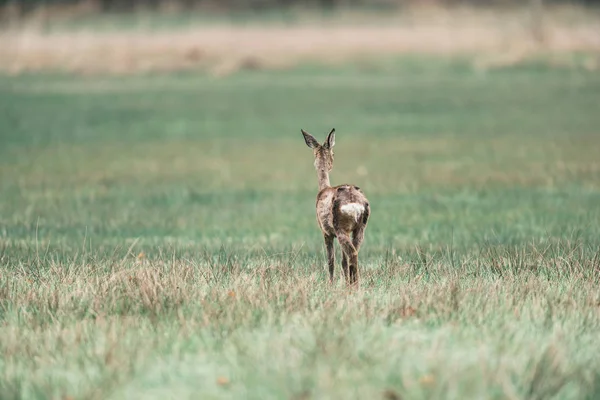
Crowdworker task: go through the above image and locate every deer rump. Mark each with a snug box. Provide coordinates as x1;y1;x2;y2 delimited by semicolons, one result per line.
317;184;369;236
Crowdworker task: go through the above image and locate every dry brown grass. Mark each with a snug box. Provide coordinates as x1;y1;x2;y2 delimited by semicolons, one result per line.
1;5;599;76
2;241;600;398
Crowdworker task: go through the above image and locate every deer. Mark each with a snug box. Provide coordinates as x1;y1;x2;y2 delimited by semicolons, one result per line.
301;128;370;286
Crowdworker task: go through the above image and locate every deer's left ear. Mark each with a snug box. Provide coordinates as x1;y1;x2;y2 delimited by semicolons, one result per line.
324;128;335;149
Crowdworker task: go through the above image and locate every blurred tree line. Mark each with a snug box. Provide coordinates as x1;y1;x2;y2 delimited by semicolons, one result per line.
1;0;598;14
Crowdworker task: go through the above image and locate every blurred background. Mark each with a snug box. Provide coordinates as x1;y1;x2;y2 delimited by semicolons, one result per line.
1;0;599;75
1;0;599;252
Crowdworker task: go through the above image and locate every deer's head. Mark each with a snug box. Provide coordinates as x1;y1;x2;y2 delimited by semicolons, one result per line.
301;128;336;172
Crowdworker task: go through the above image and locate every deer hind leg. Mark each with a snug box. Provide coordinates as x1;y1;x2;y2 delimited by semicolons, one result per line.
353;201;370;248
352;224;366;254
353;202;370;252
336;232;358;285
333;197;361;285
348;203;369;285
347;226;365;285
324;234;335;283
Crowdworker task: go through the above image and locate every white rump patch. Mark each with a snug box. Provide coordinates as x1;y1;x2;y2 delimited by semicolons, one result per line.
340;203;365;223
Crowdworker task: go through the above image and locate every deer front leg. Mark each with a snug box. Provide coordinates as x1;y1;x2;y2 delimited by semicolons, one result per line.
324;234;335;283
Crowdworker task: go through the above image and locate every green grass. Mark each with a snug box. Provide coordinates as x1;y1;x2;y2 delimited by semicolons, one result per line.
1;58;600;399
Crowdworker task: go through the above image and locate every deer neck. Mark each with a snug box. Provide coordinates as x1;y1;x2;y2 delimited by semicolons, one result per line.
316;166;331;191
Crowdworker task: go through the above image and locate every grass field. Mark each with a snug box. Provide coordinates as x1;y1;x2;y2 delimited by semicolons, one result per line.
2;57;600;399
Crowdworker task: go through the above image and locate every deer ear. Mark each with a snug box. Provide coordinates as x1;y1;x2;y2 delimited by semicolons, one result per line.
301;129;320;149
324;128;335;149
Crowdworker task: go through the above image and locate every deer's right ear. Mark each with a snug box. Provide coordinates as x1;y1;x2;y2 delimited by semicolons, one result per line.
301;129;320;149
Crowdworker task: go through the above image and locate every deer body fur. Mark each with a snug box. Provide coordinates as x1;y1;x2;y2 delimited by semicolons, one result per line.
301;128;370;285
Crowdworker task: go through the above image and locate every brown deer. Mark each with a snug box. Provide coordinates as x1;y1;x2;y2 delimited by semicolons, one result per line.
301;128;370;285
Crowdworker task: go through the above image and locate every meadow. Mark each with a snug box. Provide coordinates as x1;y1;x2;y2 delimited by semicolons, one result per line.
1;54;600;399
